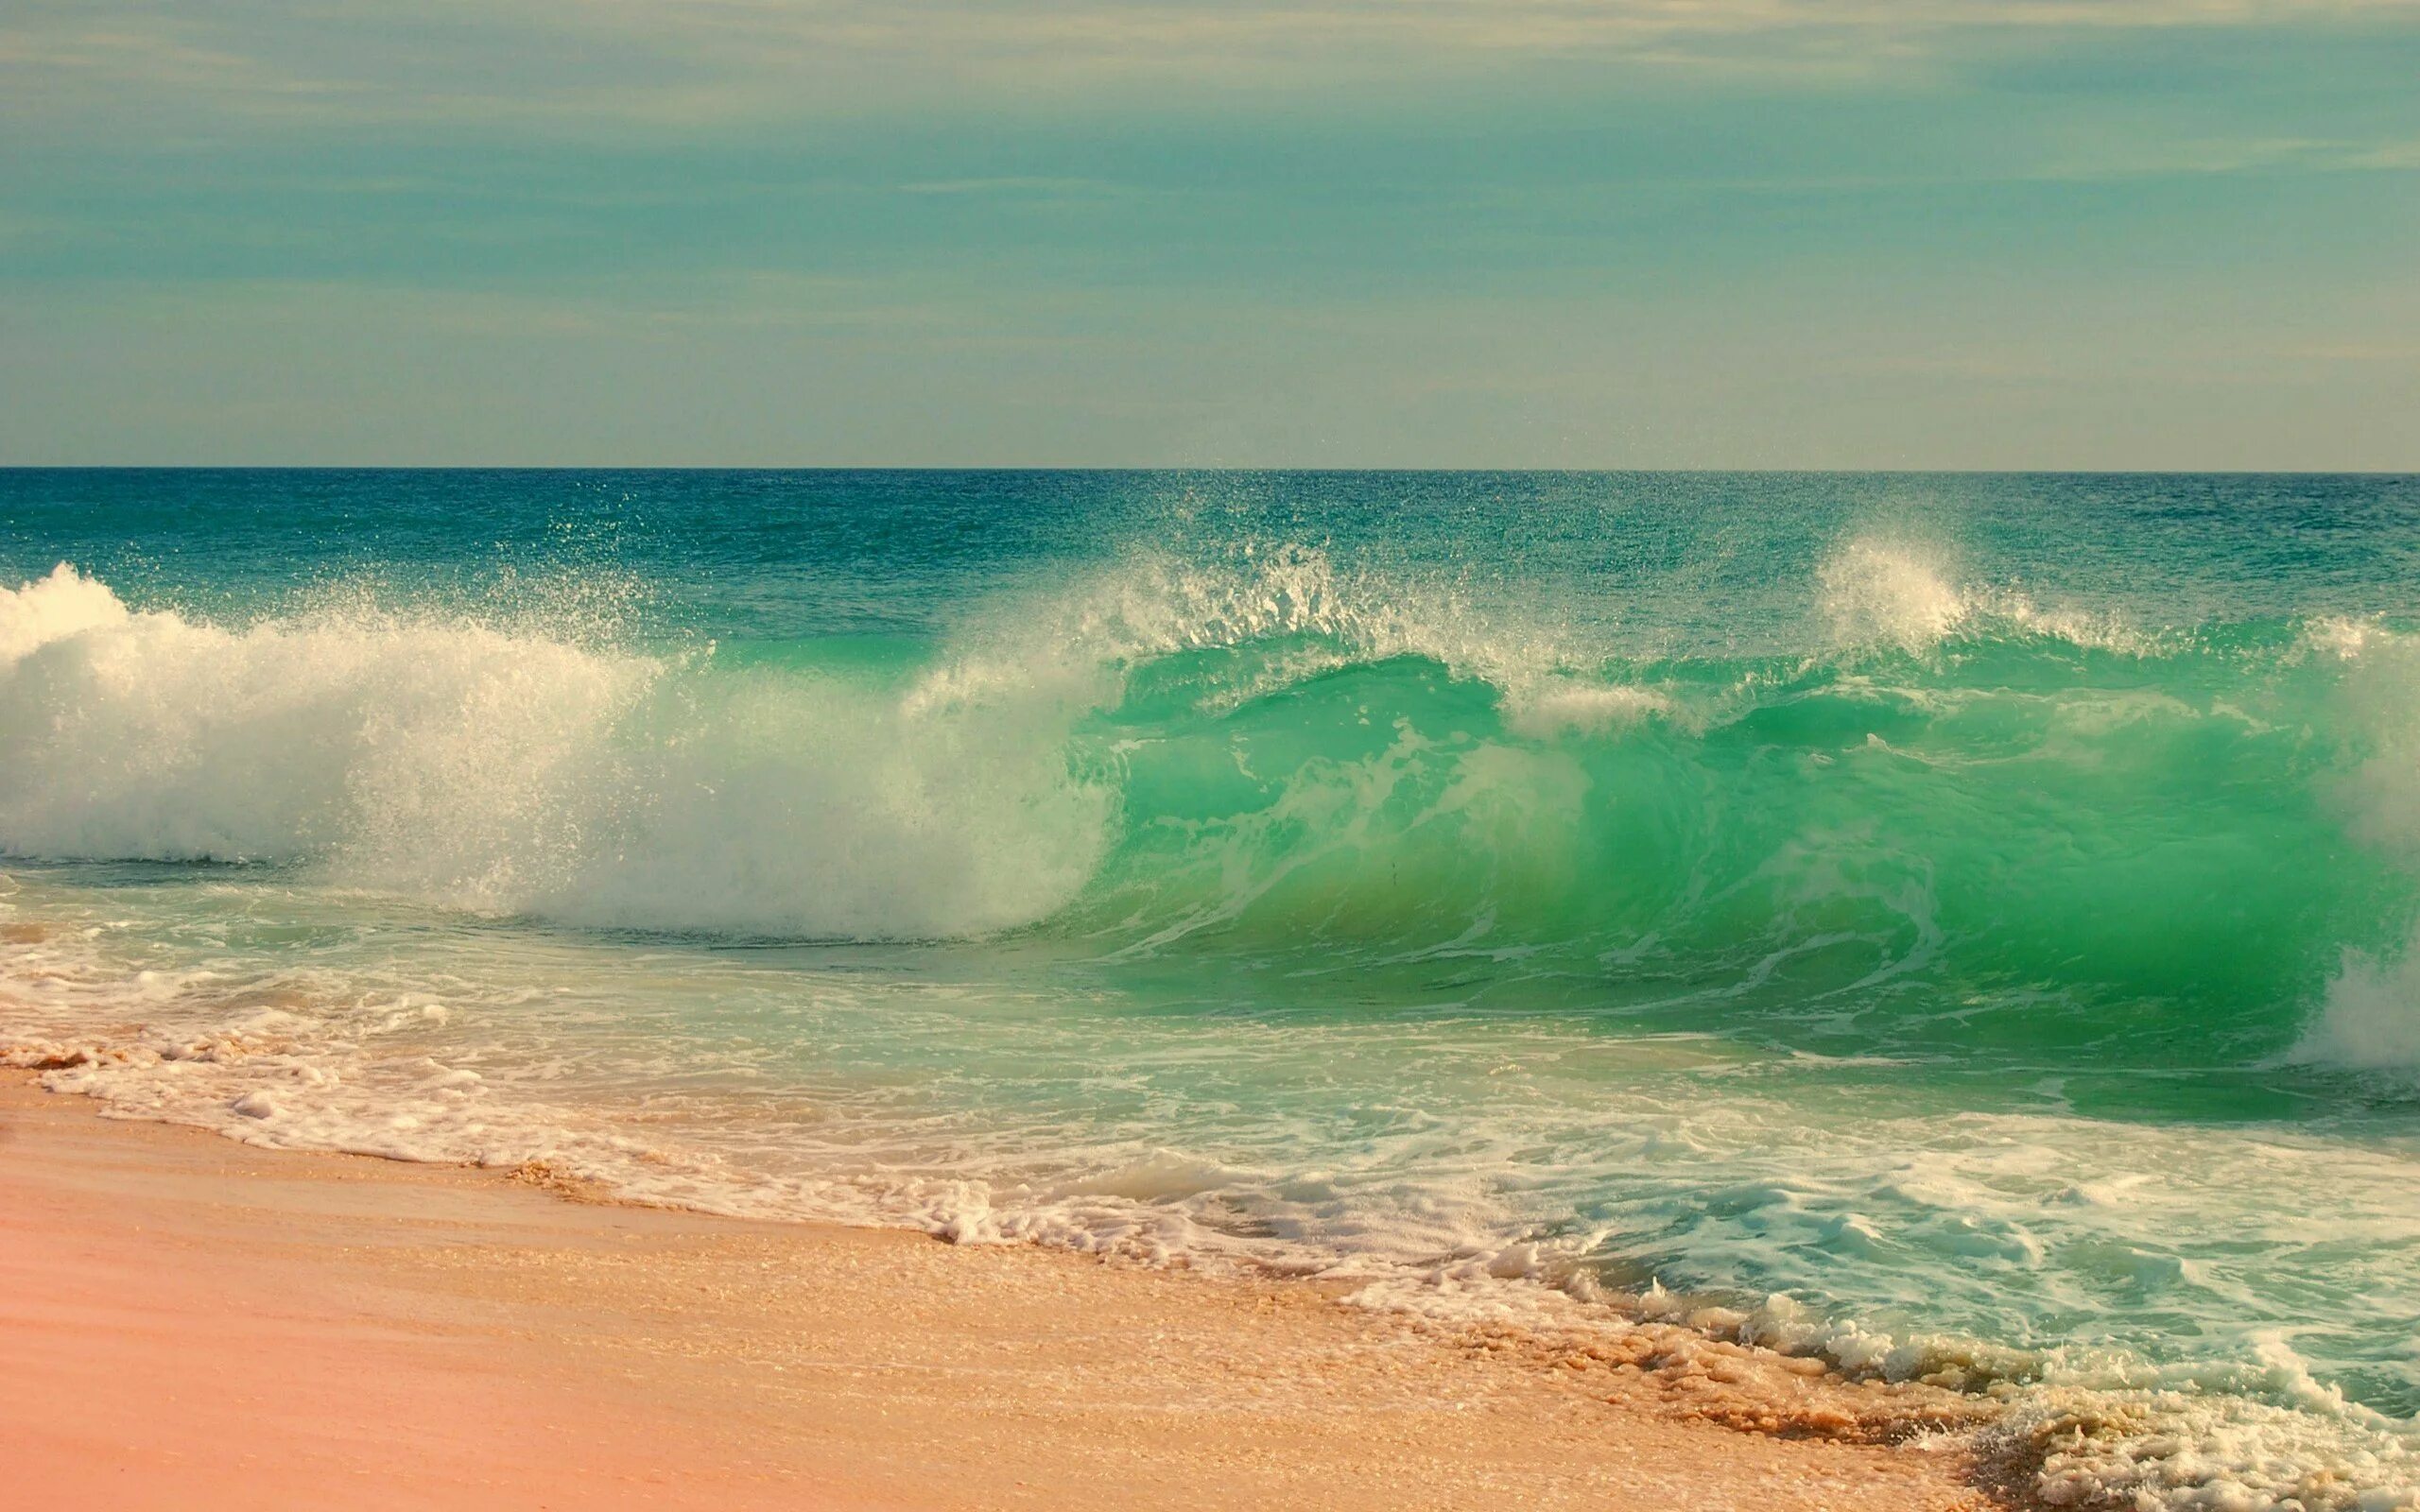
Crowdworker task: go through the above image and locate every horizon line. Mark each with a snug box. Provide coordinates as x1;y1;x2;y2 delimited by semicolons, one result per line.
6;465;2417;478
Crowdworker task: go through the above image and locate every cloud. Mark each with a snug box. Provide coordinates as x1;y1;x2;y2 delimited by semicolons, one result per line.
2021;134;2420;180
898;178;1121;197
7;0;2417;130
2343;138;2420;168
547;1;2420;59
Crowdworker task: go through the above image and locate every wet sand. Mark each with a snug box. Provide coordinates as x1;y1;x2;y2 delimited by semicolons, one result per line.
0;1075;1996;1509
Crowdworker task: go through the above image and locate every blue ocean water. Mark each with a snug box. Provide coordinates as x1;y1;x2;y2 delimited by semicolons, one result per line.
6;470;2420;1505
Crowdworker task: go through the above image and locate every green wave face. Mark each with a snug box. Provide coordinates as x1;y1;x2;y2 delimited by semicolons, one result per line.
1045;622;2407;1108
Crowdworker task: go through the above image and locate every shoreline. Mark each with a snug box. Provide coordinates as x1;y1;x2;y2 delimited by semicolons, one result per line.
0;1074;1999;1509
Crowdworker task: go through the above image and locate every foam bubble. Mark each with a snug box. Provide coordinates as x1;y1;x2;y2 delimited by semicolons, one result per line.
1990;1383;2420;1512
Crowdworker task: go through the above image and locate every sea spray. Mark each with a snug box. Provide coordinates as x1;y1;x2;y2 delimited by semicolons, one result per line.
2290;620;2420;1080
0;565;1115;936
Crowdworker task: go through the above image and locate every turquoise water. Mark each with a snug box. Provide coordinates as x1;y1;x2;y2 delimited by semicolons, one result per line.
6;471;2420;1505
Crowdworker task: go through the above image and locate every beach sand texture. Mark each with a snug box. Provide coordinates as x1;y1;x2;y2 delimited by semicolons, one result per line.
0;1076;1991;1510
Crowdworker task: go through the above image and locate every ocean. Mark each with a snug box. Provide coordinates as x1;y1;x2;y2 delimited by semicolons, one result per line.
5;469;2419;1506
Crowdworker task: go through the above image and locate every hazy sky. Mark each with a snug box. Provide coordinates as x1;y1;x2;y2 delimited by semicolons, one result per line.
4;1;2416;467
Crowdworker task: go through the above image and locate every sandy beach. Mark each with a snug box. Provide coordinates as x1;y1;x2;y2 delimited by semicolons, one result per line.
0;1074;1996;1510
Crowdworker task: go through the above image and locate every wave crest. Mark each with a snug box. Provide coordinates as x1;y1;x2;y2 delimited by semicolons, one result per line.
0;565;1110;938
1819;539;1969;653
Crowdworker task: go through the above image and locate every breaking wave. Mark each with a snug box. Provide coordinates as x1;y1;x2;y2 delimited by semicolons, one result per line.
3;547;2417;1048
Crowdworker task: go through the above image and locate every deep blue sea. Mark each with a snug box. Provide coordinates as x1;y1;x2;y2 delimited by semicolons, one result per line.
7;470;2420;1507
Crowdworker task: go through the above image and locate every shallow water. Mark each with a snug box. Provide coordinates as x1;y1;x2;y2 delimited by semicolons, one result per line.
6;470;2420;1506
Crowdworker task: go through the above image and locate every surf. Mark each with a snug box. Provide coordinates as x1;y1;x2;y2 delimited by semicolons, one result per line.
6;548;2420;1085
12;471;2420;1511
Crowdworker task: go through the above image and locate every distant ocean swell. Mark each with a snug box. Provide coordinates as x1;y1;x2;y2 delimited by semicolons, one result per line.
4;554;2417;1076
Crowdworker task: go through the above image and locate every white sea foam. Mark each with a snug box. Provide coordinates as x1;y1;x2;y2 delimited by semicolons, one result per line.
1820;538;1972;653
1995;1383;2420;1511
1816;537;2158;660
15;986;2420;1512
9;876;2420;1512
2294;621;2420;1077
2329;621;2420;857
0;562;129;662
1029;541;1592;708
0;564;1111;938
2300;933;2420;1075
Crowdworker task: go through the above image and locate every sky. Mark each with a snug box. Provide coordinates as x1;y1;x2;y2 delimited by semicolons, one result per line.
2;1;2416;468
